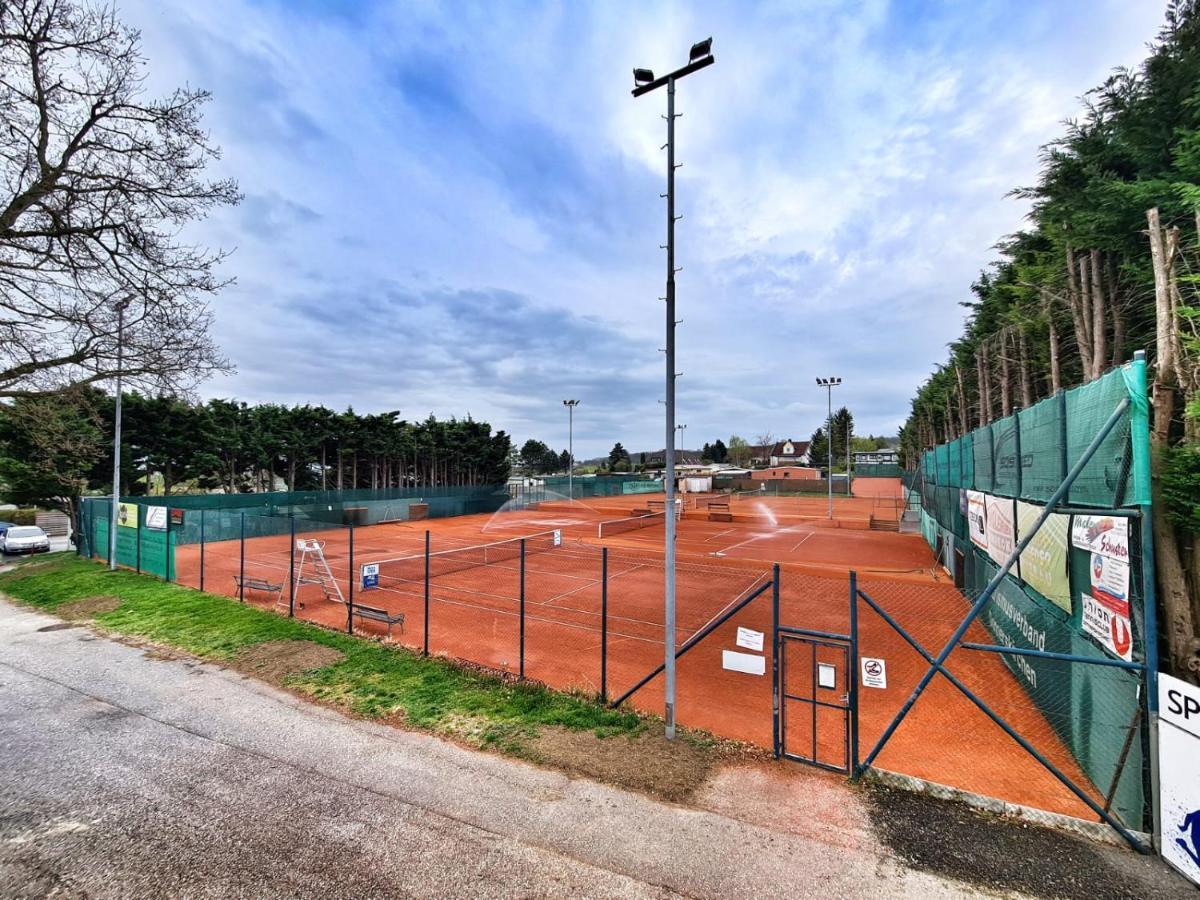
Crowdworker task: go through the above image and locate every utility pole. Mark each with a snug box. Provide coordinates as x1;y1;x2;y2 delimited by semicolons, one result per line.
633;38;714;741
563;399;579;499
110;298;132;570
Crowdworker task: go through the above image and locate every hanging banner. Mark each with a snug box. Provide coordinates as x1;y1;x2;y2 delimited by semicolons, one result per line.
1016;501;1071;612
966;490;987;549
1080;592;1133;662
117;502;139;529
984;494;1015;567
1071;515;1129;563
1090;552;1130;606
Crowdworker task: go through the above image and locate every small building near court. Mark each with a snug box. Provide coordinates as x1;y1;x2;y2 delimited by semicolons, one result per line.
750;466;821;481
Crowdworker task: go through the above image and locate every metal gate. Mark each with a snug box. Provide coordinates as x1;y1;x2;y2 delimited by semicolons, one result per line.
774;627;857;774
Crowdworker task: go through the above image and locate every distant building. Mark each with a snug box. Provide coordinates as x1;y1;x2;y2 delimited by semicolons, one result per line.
853;448;900;466
750;466;821;481
751;439;811;468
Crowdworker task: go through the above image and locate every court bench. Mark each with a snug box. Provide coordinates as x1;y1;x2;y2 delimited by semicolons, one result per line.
351;604;406;639
707;500;732;523
232;575;283;602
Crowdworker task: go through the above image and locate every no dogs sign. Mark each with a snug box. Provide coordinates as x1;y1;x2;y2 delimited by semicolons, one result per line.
861;657;888;689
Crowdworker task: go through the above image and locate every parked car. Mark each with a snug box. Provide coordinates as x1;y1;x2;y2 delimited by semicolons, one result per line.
0;521;14;539
2;525;51;555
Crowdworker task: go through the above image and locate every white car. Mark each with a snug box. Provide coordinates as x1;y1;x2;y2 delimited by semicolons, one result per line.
2;525;51;555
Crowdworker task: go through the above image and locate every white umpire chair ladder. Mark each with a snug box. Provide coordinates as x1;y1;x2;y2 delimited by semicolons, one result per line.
292;538;346;607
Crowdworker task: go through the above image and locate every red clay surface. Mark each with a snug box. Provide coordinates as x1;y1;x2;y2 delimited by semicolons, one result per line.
169;480;1105;822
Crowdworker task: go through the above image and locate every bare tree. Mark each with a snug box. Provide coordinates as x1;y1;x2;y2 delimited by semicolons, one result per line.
0;0;239;398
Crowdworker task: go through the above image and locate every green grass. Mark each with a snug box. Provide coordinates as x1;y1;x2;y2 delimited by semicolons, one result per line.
0;553;642;747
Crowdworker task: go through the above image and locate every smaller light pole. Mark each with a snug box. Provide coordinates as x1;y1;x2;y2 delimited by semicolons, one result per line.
110;297;133;569
563;399;580;499
815;377;841;519
675;423;687;454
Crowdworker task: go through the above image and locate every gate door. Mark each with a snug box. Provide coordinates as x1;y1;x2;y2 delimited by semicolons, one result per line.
777;629;856;773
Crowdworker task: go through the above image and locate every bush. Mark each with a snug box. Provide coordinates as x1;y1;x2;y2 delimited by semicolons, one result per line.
1162;442;1200;533
5;508;39;525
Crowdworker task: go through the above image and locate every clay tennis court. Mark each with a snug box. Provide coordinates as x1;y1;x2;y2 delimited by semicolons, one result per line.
173;480;1110;821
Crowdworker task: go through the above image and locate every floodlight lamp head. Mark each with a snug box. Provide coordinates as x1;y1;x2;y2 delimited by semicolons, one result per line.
633;67;655;84
689;38;712;62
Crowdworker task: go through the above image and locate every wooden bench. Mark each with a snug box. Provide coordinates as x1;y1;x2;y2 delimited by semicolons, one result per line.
707;500;732;523
351;604;406;638
233;575;283;603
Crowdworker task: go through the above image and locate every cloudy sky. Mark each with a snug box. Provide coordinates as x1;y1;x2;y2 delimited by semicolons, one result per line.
123;0;1164;458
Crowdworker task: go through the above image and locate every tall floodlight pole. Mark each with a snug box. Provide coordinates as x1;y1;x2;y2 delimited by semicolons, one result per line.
563;399;579;499
816;377;841;519
676;423;687;453
633;38;714;741
110;298;132;569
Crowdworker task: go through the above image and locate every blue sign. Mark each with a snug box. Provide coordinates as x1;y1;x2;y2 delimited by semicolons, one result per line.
1179;810;1200;869
361;563;380;591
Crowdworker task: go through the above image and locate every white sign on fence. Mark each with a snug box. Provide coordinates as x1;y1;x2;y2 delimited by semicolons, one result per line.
1159;673;1200;887
861;657;887;689
721;650;765;676
144;506;168;532
736;627;764;652
1071;514;1129;561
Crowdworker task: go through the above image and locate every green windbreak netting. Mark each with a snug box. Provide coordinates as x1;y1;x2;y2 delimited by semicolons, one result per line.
1018;393;1066;503
960;432;975;489
923;450;936;485
934;444;951;485
991;416;1020;496
946;439;962;488
973;424;993;493
1066;371;1132;506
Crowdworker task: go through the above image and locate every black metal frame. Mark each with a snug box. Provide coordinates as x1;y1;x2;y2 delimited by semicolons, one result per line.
776;628;855;773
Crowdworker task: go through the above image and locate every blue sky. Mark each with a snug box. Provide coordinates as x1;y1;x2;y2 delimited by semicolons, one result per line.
124;0;1164;457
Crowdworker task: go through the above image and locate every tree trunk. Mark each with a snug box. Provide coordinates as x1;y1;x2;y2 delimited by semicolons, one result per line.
1107;254;1125;367
1090;249;1107;379
1041;289;1062;393
337;451;343;491
1066;246;1094;380
999;333;1012;417
1018;329;1033;408
955;365;969;435
1146;208;1200;681
321;445;327;491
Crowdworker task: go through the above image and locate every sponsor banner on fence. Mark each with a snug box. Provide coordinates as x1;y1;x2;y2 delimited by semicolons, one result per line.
1016;501;1071;613
1080;592;1133;662
144;506;168;532
985;494;1016;568
116;502;139;529
1071;514;1129;563
966;490;987;549
1090;552;1129;606
1159;674;1200;886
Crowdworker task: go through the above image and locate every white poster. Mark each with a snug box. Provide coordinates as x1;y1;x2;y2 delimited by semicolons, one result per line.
735;627;764;652
1159;673;1200;887
1080;593;1133;662
966;491;988;550
721;650;765;676
861;657;887;689
144;506;168;532
985;494;1016;567
1071;515;1130;562
1089;552;1130;606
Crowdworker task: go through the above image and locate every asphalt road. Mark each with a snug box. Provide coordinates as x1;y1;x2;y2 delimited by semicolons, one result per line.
0;599;989;899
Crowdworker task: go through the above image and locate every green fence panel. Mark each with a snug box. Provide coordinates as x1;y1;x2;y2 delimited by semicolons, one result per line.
991;415;1020;496
1065;369;1133;507
1018;394;1066;503
972;424;993;493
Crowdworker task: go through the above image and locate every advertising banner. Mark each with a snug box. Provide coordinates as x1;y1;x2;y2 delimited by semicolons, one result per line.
116;502;139;529
1080;592;1133;662
1159;673;1200;886
966;490;987;549
144;506;168;532
1015;501;1071;612
984;494;1015;567
1071;515;1129;563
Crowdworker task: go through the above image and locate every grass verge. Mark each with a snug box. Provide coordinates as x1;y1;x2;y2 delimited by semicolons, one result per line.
0;553;640;740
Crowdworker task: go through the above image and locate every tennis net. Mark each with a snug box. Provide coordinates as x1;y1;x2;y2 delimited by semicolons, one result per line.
365;529;562;586
597;512;664;539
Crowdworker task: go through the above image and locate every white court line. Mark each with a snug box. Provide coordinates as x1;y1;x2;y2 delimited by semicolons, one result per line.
790;532;816;553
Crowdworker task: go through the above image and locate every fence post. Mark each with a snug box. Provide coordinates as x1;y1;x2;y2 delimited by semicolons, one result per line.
135;506;142;574
772;562;781;759
519;538;526;680
288;516;296;618
429;528;434;657
347;524;355;634
239;513;245;601
849;569;860;774
601;547;608;704
199;509;206;592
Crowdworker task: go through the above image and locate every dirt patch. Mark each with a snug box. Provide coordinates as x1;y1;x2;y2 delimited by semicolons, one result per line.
865;782;1192;899
231;640;344;687
528;722;722;802
56;595;121;621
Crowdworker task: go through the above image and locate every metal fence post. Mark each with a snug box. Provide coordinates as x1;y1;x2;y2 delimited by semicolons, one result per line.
347;524;355;634
772;562;781;759
239;513;245;601
429;528;434;657
288;516;296;618
519;538;526;680
199;509;206;592
849;569;860;774
135;505;142;574
601;547;608;704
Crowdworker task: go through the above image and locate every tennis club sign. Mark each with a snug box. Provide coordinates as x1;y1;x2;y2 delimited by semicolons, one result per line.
360;563;380;590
